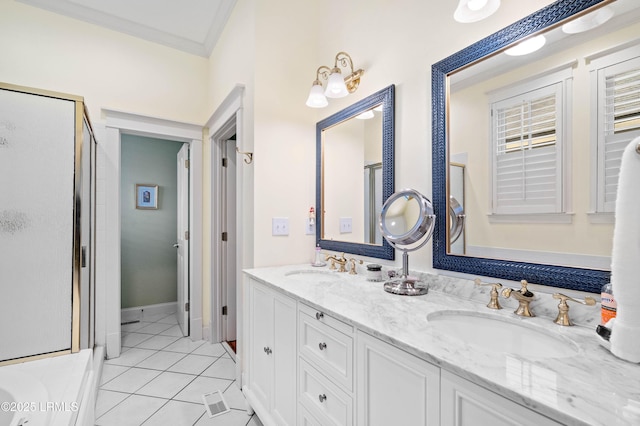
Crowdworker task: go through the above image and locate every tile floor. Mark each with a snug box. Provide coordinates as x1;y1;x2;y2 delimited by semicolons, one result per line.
96;312;263;426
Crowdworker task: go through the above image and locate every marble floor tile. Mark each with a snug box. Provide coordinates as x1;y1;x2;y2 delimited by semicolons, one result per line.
136;322;175;335
95;394;166;426
135;350;186;371
100;367;161;394
201;357;236;380
142;400;205;426
136;371;197;399
98;313;260;426
135;334;180;350
104;348;157;367
95;390;129;418
100;364;130;385
167;354;216;375
173;376;233;404
163;337;207;354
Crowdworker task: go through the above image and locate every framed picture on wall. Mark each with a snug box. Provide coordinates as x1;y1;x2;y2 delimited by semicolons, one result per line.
136;184;158;210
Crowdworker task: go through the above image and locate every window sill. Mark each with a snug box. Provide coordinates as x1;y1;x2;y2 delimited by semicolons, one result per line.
587;212;614;224
487;213;573;224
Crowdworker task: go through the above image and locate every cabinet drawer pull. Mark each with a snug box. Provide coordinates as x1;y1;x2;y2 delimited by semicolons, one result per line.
318;394;327;403
315;312;324;320
263;346;272;355
318;342;327;350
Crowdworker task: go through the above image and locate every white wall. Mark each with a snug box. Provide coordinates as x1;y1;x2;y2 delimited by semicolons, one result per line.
204;0;556;273
0;1;209;123
2;0;563;342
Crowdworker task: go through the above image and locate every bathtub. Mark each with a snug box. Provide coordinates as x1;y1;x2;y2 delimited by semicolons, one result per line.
0;350;95;426
0;370;50;426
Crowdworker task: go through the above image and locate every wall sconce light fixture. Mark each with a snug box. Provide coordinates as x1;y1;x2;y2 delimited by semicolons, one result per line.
306;51;364;108
454;0;500;23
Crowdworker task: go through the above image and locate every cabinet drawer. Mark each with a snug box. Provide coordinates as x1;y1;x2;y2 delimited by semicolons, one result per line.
299;303;353;335
298;404;323;426
299;306;353;390
299;358;353;426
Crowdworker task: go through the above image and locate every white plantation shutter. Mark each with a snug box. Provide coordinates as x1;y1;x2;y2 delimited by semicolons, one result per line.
492;83;563;214
598;58;640;212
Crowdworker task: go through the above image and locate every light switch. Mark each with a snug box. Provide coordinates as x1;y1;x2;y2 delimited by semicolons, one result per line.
339;217;352;233
272;217;289;236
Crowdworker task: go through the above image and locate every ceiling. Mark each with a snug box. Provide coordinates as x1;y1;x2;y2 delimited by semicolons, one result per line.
17;0;238;57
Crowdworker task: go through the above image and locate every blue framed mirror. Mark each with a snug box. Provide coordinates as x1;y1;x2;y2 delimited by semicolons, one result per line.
316;84;395;260
431;0;639;292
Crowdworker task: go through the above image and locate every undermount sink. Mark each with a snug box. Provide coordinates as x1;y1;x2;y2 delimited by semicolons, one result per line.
284;269;342;282
427;310;579;359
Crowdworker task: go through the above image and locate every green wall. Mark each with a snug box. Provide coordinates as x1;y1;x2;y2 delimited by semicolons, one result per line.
121;135;183;309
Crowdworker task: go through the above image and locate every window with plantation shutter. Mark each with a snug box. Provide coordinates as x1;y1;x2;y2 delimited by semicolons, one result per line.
491;83;564;215
594;55;640;213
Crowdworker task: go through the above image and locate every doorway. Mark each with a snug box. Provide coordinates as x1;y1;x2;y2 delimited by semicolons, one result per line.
221;136;238;353
101;110;203;360
119;135;189;333
211;119;239;357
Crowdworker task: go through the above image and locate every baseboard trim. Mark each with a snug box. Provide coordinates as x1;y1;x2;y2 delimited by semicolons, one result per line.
121;302;177;323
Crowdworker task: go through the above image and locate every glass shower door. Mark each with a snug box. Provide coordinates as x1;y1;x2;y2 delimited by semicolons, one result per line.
0;87;77;362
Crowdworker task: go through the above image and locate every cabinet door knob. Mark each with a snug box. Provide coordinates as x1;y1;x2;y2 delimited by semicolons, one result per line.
318;342;327;350
315;312;324;320
263;346;272;354
318;394;327;403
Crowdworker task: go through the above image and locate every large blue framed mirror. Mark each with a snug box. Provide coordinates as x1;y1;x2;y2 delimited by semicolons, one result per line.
316;84;395;260
432;0;639;292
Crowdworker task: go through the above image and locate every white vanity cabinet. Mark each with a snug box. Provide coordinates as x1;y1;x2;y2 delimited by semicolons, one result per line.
244;279;297;426
356;331;441;426
440;370;562;426
297;303;355;426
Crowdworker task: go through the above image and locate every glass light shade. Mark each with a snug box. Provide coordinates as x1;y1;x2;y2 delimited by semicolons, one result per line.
504;34;546;56
355;110;375;120
454;0;500;23
562;6;614;34
325;69;349;98
306;82;328;108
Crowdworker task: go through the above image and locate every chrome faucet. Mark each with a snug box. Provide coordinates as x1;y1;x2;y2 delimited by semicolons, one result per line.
501;280;535;317
325;252;348;272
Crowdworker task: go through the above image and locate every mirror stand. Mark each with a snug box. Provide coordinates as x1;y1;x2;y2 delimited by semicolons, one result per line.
380;189;436;296
384;250;428;296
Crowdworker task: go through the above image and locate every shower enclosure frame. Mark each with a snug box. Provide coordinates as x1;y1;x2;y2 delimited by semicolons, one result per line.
0;83;96;366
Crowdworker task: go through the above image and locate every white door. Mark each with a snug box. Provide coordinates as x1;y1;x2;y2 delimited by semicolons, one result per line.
176;144;190;336
222;139;237;342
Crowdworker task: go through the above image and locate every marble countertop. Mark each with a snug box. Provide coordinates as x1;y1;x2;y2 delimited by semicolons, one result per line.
244;263;640;426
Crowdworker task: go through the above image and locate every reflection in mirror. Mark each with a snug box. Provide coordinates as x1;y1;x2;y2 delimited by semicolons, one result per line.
323;108;382;244
449;163;466;255
380;189;436;296
317;85;394;259
431;0;639;292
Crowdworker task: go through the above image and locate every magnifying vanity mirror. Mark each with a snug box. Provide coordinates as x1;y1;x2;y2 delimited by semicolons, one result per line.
317;85;395;259
433;0;640;292
380;189;436;296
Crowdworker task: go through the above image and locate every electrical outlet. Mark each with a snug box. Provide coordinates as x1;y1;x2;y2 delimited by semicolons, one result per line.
272;217;289;236
305;218;315;235
339;217;352;233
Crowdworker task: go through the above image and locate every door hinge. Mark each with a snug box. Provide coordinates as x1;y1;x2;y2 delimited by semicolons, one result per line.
222;306;228;315
185;302;190;312
222;158;228;167
221;232;227;241
185;159;190;169
185;231;190;240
